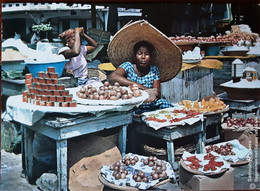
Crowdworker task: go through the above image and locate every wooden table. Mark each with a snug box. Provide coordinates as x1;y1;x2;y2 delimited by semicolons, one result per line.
21;111;132;191
129;118;205;170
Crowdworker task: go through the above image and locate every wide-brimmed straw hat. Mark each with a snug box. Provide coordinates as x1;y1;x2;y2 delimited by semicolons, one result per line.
108;20;182;82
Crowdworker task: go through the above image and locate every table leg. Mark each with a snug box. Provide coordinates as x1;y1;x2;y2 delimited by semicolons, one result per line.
196;121;205;154
118;125;127;157
56;140;68;191
166;141;177;169
23;125;35;183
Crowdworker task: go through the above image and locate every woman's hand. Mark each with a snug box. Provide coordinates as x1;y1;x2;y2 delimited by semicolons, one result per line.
75;27;84;34
144;88;158;103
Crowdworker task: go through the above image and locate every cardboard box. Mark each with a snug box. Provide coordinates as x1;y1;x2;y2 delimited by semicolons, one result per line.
222;129;256;149
179;163;234;190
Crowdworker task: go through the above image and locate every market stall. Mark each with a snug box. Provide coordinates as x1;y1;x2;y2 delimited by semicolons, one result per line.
2;67;149;190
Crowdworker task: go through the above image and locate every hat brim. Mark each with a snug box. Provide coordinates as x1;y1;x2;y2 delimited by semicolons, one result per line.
108;20;182;82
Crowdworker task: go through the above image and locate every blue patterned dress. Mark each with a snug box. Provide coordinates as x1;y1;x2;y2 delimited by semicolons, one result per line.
120;62;173;114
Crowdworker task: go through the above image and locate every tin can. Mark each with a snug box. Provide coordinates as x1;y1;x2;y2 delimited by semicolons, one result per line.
38;72;45;78
48;67;56;73
65;95;73;102
23;91;28;97
38;78;45;84
25;73;33;79
22;96;28;103
39;101;46;106
46;78;52;84
60;102;69;107
25;79;33;85
49;73;59;79
69;101;77;107
36;95;42;101
52;79;58;84
57;85;65;91
41;95;49;102
45;101;53;107
53;91;61;96
45;73;50;79
61;90;70;96
49;84;57;91
49;96;56;102
56;96;64;102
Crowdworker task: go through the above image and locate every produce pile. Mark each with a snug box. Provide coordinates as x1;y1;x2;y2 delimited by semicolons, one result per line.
204;139;249;164
205;142;235;156
169;32;258;45
178;97;227;113
181;151;230;174
76;82;142;100
32;23;53;32
101;153;175;189
224;117;260;128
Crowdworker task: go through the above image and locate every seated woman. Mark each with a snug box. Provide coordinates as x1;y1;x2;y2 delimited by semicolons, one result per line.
58;27;97;79
109;40;174;115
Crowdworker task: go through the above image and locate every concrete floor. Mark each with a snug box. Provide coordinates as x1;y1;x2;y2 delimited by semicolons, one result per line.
1;146;260;190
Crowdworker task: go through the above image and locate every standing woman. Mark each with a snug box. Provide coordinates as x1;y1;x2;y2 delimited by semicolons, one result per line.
58;27;97;79
108;20;182;115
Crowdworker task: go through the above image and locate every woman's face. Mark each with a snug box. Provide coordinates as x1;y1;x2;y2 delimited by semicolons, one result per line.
66;34;75;48
135;46;151;68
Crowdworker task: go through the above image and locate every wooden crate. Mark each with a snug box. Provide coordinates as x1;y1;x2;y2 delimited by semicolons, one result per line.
161;67;213;103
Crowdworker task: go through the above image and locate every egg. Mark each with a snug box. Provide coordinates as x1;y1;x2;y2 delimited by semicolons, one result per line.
114;82;120;87
80;87;86;93
104;81;110;87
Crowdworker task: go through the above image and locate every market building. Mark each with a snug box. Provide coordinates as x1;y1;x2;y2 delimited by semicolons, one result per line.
1;2;260;191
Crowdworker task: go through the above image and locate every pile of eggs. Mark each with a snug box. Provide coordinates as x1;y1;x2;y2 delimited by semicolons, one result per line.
76;81;142;100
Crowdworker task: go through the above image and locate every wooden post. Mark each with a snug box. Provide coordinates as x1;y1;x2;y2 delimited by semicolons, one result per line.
91;4;96;28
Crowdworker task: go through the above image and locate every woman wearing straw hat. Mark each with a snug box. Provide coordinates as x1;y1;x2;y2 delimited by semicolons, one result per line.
58;27;97;79
108;20;182;115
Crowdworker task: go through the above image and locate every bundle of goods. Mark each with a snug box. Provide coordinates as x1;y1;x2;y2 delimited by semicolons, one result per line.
100;153;175;189
22;67;77;107
76;82;142;100
178;97;227;113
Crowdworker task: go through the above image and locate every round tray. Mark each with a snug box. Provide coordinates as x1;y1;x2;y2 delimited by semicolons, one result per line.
180;159;228;176
71;87;149;106
221;86;260;100
203;106;229;116
183;59;201;64
221;50;248;56
98;174;171;190
229;160;249;166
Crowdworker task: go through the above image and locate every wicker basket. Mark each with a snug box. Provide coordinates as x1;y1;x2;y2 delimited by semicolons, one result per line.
88;68;107;81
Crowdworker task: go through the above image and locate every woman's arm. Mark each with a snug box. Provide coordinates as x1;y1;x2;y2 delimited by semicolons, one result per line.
109;67;147;90
80;32;98;53
153;80;161;98
59;28;82;59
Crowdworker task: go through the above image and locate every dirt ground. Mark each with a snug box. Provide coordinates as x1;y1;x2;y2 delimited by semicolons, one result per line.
0;150;39;191
1;146;260;191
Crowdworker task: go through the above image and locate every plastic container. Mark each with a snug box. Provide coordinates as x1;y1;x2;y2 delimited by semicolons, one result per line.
23;60;67;78
205;46;220;56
